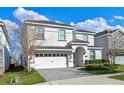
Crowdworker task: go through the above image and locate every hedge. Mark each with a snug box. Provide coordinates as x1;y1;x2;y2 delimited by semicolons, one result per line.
85;59;110;65
85;59;111;71
85;64;110;71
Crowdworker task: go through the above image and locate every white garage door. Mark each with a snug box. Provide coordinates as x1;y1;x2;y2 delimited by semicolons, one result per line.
32;53;67;69
115;56;124;65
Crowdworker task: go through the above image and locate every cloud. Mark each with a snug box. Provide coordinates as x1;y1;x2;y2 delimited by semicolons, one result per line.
13;7;49;23
55;21;63;24
114;15;124;20
70;22;75;26
112;25;124;32
75;17;111;32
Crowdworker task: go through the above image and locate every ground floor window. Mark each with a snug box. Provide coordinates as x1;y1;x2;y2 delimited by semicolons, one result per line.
90;50;95;59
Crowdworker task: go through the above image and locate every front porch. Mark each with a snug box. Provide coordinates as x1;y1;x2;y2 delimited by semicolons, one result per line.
73;47;86;67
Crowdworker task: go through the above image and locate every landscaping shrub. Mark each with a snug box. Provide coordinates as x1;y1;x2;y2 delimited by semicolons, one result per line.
85;64;110;71
85;59;111;71
85;59;110;65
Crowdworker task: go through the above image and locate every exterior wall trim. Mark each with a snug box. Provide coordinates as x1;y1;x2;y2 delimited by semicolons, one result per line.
35;49;72;51
74;31;95;35
88;46;103;50
25;22;74;30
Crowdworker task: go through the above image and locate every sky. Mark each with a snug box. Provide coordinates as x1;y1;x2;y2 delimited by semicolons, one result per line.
1;7;124;32
0;7;124;25
1;7;124;58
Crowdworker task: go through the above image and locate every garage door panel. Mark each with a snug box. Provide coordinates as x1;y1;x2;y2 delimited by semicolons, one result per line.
115;56;124;65
33;57;67;69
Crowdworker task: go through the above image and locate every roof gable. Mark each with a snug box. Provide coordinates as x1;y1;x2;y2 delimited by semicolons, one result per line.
95;29;124;37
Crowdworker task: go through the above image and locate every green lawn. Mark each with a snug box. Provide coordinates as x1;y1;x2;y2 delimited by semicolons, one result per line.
110;74;124;81
88;65;124;75
0;67;46;85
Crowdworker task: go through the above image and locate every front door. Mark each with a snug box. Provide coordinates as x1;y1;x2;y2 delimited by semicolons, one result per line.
74;47;86;67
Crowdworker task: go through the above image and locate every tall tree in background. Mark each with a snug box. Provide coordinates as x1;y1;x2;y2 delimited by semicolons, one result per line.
0;7;49;72
1;19;21;61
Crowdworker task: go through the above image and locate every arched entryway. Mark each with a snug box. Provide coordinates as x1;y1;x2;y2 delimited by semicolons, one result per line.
74;47;86;67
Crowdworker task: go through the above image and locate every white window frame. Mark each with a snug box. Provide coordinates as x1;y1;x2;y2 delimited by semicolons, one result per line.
90;50;96;60
36;26;45;40
58;29;66;41
83;34;88;42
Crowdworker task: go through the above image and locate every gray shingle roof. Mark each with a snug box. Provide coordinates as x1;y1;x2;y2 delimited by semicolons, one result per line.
95;29;124;37
75;29;95;33
25;20;74;27
70;39;89;43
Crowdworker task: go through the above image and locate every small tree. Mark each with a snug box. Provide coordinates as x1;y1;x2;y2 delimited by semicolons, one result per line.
21;24;36;72
108;30;124;64
21;23;45;72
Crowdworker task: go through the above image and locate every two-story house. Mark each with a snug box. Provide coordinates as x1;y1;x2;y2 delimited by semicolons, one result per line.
95;29;124;65
23;20;102;69
0;21;11;72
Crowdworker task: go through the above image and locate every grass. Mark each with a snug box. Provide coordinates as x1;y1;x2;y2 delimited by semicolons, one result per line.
0;67;46;85
87;65;124;75
110;74;124;81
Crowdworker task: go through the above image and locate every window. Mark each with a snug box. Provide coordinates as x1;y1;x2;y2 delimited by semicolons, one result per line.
53;54;56;57
48;54;52;57
83;34;88;42
36;26;44;39
35;54;39;57
57;54;59;56
44;54;47;57
90;50;95;59
61;54;64;56
40;54;43;57
64;54;67;57
58;29;66;41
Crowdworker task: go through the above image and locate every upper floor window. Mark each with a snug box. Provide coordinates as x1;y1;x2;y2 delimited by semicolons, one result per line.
58;29;66;41
83;34;88;42
36;26;44;40
90;50;95;60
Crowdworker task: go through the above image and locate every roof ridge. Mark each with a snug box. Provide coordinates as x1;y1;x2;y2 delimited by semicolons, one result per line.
24;20;74;27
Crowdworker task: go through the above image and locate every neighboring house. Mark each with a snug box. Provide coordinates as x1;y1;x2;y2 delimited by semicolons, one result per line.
23;20;102;69
95;29;124;65
0;21;11;72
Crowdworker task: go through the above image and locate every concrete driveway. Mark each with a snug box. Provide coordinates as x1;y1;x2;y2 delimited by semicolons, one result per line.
36;72;124;85
36;68;124;85
49;75;124;85
37;67;91;81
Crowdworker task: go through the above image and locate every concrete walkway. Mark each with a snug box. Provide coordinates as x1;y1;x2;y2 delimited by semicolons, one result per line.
36;72;124;85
